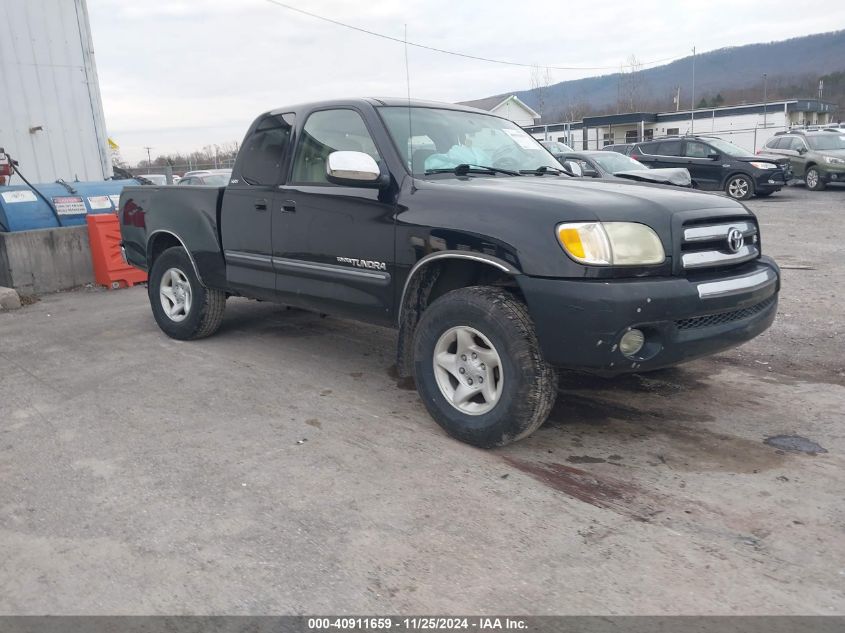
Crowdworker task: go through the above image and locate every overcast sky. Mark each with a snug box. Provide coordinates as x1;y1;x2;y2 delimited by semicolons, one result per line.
87;0;845;163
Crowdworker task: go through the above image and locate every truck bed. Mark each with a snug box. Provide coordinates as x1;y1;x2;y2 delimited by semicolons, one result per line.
119;185;227;289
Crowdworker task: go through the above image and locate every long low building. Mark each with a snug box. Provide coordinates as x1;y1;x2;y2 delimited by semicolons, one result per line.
523;99;839;153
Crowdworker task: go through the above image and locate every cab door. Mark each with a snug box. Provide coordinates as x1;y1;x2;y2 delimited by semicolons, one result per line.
682;140;723;190
220;113;294;299
274;107;396;325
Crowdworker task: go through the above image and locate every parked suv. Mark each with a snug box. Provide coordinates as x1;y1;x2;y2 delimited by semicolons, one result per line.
761;130;845;191
631;135;790;200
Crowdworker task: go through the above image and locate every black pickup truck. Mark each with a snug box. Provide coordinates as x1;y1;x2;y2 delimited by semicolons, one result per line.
119;98;780;448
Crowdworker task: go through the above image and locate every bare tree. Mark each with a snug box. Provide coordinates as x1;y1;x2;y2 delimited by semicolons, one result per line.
619;54;645;112
530;65;553;119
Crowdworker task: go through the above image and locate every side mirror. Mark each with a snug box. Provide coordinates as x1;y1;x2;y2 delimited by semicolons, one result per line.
326;151;386;187
797;146;808;155
708;153;720;160
562;161;583;177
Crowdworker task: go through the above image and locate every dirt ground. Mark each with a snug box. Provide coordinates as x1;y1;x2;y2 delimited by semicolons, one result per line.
0;185;843;615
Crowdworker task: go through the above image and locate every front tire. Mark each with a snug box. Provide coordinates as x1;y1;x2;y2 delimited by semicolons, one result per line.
148;246;226;340
725;174;754;200
805;167;826;191
412;286;557;448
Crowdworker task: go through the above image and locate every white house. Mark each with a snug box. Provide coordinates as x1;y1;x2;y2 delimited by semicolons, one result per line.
458;95;540;127
524;99;839;153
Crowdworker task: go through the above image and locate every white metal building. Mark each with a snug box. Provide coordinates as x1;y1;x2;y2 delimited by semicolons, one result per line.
0;0;112;183
526;99;839;153
458;95;541;127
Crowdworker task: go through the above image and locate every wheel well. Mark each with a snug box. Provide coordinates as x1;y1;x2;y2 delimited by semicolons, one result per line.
395;258;520;378
147;232;182;266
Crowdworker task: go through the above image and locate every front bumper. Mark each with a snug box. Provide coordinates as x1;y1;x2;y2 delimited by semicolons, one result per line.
518;256;780;374
819;163;845;183
753;170;786;192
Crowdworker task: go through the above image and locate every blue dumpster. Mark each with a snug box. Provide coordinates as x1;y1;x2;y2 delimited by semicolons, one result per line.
0;179;139;232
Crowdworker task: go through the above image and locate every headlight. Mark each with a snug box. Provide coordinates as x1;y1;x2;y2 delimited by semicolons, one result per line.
824;156;845;165
749;161;778;170
556;222;665;266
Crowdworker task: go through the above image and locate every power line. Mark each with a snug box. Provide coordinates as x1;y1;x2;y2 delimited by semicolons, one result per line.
264;0;683;71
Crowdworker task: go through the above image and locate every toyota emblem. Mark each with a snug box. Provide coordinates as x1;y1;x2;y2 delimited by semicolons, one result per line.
727;228;744;253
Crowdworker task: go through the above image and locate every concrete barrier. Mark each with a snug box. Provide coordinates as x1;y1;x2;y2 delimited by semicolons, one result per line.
0;226;94;296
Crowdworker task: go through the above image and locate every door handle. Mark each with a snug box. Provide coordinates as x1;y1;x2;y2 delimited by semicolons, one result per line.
281;199;296;213
254;198;268;211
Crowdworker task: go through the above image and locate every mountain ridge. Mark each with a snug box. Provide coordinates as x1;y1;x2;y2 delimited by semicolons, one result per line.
465;30;845;122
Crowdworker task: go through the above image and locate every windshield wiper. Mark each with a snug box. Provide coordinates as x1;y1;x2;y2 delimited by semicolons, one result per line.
519;166;571;176
425;163;522;177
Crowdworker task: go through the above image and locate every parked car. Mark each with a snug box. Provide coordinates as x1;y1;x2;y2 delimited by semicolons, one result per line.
119;98;780;448
603;143;636;156
559;150;692;187
179;169;233;186
761;130;845;190
630;135;790;200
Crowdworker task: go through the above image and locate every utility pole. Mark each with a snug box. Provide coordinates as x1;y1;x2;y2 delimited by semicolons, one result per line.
144;146;153;172
690;46;696;133
763;73;768;129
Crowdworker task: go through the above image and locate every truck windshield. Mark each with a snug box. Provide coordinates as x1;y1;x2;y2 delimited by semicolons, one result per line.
379;106;560;175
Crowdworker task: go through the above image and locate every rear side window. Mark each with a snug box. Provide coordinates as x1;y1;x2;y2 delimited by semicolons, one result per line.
766;137;785;149
239;113;294;186
653;140;681;156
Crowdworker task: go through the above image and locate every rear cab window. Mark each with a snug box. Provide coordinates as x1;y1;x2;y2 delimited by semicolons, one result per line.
239;113;295;186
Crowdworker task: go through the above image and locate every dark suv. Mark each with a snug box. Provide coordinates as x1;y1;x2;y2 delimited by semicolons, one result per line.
761;130;845;191
631;135;790;200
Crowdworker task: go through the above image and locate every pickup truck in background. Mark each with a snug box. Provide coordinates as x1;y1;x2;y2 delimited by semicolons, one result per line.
119;98;780;448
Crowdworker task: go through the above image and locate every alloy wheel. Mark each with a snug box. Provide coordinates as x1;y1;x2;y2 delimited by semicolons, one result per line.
159;267;193;322
432;326;504;415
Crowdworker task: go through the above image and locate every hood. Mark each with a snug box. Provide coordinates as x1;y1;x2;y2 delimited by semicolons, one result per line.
408;175;754;278
817;149;845;158
737;154;789;166
613;168;692;187
415;174;747;238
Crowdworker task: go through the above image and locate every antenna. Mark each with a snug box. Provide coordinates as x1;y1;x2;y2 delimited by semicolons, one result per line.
404;23;416;186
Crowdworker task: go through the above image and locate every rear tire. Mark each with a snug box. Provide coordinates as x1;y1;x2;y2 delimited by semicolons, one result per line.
805;167;826;191
148;246;226;340
412;286;557;448
725;174;754;200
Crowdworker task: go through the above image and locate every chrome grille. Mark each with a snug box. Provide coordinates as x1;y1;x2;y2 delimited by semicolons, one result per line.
681;219;759;271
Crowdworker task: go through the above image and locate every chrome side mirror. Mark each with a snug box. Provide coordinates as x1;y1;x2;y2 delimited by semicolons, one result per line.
326;151;384;187
562;161;583;177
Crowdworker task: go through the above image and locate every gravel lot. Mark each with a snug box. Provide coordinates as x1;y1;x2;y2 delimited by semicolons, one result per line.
1;184;843;615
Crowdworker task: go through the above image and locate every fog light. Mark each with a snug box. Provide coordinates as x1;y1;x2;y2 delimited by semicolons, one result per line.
619;329;645;358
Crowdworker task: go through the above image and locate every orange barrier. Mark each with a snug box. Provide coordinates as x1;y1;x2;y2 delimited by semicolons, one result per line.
86;213;147;289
